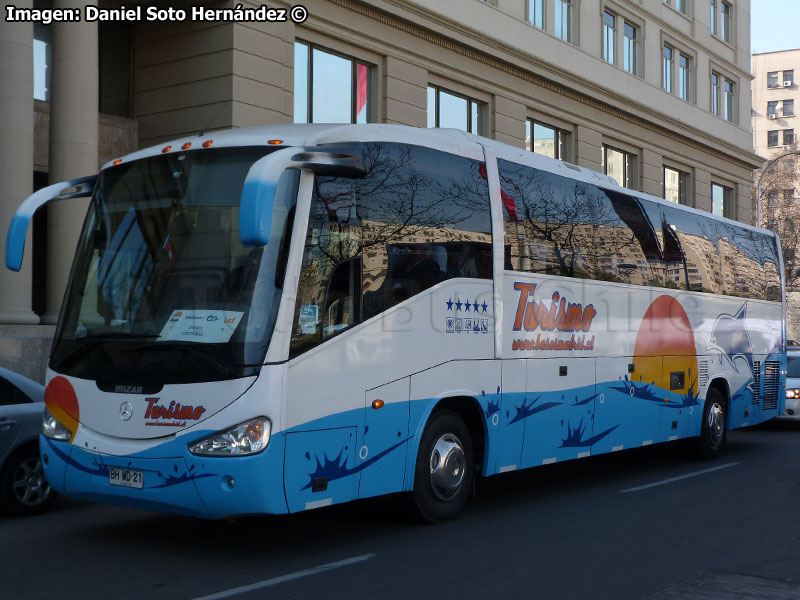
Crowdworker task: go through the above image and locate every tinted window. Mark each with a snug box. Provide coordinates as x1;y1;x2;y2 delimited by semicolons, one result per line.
498;159;663;286
661;205;723;294
716;222;781;300
0;377;32;406
788;356;800;378
290;143;492;357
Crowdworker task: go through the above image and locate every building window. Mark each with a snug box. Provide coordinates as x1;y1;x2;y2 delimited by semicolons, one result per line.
711;73;720;115
528;0;543;28
427;86;483;134
603;11;616;64
768;71;779;88
710;0;717;36
664;167;689;205
663;45;674;93
785;130;796;146
554;0;572;42
33;23;51;101
678;54;692;101
526;119;569;160
663;0;687;14
767;191;779;206
767;101;778;118
623;23;637;75
711;182;733;218
784;189;796;204
723;78;735;122
768;130;779;147
603;145;637;189
720;1;732;43
293;42;372;124
784;99;795;117
785;70;795;87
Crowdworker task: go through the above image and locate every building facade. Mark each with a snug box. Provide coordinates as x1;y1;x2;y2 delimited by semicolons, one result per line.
0;0;761;380
751;48;800;338
752;49;799;160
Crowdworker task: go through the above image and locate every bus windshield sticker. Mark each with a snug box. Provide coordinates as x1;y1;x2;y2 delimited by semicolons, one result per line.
299;305;319;334
158;310;244;343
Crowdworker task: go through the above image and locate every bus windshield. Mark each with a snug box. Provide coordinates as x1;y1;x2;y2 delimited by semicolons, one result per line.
51;147;299;385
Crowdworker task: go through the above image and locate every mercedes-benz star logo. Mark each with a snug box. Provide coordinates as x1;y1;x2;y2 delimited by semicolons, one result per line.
119;402;133;421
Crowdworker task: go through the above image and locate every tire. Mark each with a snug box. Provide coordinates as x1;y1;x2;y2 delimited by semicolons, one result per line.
411;409;474;523
693;387;727;460
0;445;57;516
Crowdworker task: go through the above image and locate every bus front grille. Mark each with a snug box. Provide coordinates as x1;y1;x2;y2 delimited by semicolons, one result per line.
752;361;761;405
763;361;781;411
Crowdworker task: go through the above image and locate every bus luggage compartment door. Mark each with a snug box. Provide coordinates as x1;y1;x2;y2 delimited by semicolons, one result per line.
284;427;357;512
521;357;595;467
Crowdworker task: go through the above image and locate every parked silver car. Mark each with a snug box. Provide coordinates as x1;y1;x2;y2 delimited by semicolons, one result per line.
0;367;56;515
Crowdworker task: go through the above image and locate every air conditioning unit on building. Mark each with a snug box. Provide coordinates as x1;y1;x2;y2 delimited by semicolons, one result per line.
785;81;793;87
768;113;778;119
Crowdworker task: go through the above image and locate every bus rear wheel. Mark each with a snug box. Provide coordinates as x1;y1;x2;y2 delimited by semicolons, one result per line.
693;387;727;460
411;409;473;523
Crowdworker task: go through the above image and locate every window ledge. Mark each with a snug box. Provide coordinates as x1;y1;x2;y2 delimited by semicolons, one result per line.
710;34;735;51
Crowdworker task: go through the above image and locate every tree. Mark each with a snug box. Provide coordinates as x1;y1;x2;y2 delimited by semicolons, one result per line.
753;144;800;291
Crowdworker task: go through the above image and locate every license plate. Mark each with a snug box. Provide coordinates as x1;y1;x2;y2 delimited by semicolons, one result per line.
109;467;143;489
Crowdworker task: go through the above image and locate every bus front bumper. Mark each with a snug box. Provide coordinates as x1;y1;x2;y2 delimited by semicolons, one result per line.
40;434;288;519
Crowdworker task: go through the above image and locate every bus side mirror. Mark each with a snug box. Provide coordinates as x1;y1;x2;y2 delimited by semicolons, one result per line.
239;143;366;246
5;175;97;271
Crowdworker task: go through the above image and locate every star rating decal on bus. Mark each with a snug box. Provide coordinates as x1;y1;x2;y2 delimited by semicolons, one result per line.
445;298;489;335
446;298;488;313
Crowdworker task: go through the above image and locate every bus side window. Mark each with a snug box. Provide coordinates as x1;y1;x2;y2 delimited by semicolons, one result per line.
717;221;781;301
359;143;492;320
498;159;664;286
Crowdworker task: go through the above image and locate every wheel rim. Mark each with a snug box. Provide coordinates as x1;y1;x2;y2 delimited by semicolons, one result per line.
428;433;466;501
706;402;725;447
11;456;51;507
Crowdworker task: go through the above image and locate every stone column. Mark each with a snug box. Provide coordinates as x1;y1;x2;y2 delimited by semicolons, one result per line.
493;95;526;150
575;125;603;172
383;56;427;128
0;0;39;325
43;0;98;324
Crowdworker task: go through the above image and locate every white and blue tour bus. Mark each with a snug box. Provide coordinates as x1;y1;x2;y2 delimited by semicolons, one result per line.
5;124;786;521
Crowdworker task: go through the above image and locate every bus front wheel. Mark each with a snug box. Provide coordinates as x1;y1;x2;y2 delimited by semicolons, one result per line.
694;387;727;460
411;409;473;523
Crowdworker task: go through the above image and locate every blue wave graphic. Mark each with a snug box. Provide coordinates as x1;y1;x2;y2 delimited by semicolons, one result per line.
302;437;410;490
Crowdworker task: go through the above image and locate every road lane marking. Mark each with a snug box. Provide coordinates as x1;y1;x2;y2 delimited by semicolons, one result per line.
191;554;377;600
620;462;740;493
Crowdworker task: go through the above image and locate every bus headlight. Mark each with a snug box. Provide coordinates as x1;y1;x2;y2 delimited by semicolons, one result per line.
188;417;271;457
42;407;72;441
787;389;800;400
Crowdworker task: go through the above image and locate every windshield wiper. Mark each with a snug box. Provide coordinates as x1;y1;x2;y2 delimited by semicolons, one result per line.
56;333;159;370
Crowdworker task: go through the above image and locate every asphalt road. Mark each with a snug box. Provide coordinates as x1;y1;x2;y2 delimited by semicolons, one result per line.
3;421;800;600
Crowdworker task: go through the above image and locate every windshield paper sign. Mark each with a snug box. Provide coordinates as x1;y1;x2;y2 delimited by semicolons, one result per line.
158;310;244;343
511;282;596;352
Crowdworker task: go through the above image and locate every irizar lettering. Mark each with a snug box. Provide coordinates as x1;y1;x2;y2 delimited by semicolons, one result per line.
512;282;596;333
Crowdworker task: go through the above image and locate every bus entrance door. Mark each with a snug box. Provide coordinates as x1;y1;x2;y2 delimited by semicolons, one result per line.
358;377;410;499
